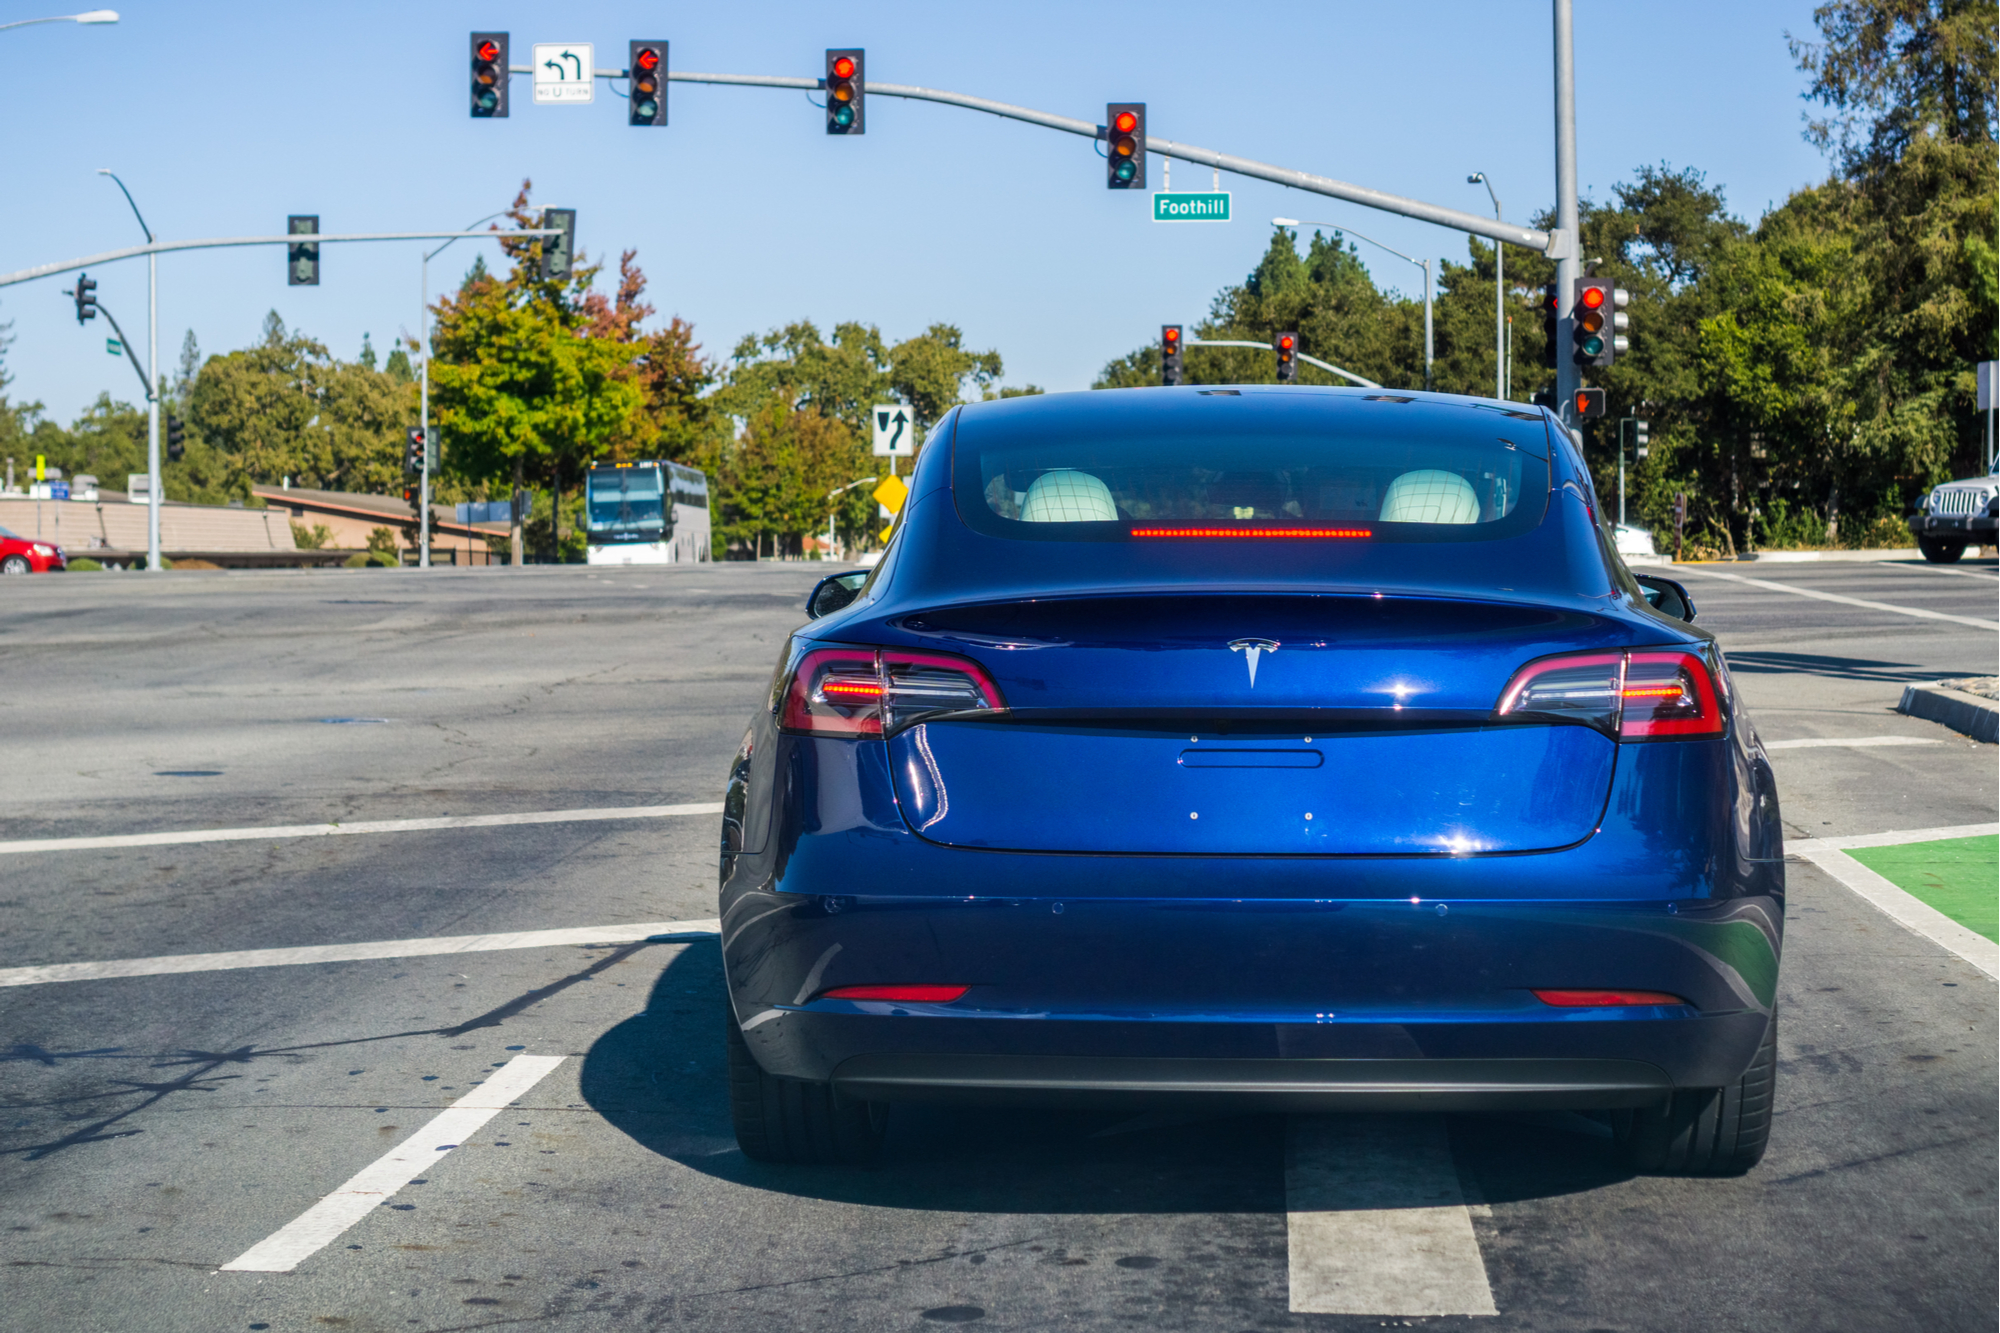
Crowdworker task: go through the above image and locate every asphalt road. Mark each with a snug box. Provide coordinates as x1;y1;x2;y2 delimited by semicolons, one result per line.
2;558;1994;1332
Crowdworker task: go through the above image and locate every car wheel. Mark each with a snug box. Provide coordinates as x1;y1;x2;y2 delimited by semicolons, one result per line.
726;1001;887;1164
1614;1010;1776;1176
1918;537;1967;563
0;554;29;574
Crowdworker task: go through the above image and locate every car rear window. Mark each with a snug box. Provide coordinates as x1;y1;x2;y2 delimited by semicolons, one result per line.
952;404;1550;544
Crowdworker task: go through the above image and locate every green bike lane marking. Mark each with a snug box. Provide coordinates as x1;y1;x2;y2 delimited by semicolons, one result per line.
1848;835;1999;943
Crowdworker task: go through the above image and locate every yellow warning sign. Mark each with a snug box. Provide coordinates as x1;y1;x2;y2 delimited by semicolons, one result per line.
872;474;909;513
879;524;895;544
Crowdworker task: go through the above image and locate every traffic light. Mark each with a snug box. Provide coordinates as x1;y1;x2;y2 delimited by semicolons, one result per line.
1540;283;1558;369
1574;388;1606;420
1106;103;1146;188
1274;331;1299;383
540;208;575;282
471;33;508;117
629;41;666;126
1631;418;1650;463
1161;325;1183;386
825;50;864;134
167;415;185;462
287;215;319;286
1572;277;1630;367
405;427;427;475
72;273;96;325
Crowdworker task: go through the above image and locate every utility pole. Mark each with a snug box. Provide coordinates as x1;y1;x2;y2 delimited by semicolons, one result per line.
1469;173;1505;402
1552;0;1581;432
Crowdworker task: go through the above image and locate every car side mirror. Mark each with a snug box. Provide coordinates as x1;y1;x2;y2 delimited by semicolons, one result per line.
1633;573;1696;622
806;571;870;619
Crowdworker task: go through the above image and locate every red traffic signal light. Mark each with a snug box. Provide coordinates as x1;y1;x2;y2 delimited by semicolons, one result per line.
1275;331;1299;382
1579;285;1605;309
1161;324;1184;386
1105;102;1146;189
629;40;667;125
470;32;508;118
825;49;864;133
1573;277;1629;368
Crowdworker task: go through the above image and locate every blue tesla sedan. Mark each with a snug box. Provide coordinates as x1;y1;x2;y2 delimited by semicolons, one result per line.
719;386;1783;1175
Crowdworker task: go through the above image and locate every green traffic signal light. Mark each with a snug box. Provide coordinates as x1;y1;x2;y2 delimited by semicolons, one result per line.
1112;159;1136;183
1580;334;1605;357
832;103;855;128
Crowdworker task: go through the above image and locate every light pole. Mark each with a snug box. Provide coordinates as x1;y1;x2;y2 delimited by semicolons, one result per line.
1272;217;1432;391
1468;172;1505;401
0;10;117;32
826;475;877;561
1553;0;1582;430
420;211;510;569
96;169;160;571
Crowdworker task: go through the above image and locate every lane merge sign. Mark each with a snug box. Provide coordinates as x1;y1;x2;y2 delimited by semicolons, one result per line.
533;44;594;103
872;404;913;456
1153;192;1231;222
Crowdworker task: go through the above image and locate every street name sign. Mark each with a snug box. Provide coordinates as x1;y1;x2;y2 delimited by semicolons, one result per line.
533;43;594;103
105;338;121;355
871;403;914;456
1153;192;1231;222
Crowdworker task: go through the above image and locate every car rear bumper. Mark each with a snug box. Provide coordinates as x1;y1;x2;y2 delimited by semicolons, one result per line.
724;891;1781;1099
830;1052;1675;1111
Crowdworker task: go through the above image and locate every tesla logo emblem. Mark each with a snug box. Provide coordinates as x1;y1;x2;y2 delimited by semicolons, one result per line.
1229;637;1280;686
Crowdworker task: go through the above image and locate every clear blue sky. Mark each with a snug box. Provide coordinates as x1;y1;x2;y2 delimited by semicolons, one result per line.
0;1;1830;425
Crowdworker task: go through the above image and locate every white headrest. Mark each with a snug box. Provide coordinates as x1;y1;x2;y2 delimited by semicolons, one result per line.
1379;469;1481;524
1020;469;1119;523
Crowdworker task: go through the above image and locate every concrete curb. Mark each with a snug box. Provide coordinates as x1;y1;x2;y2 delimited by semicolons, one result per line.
1898;682;2000;743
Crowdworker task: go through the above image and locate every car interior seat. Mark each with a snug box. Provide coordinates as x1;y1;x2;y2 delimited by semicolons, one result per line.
1020;469;1120;522
1378;469;1481;524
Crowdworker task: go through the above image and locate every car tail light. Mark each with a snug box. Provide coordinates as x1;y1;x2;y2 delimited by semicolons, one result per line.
1620;651;1723;738
1495;649;1723;741
820;984;968;1002
1533;988;1690;1008
780;647;1006;737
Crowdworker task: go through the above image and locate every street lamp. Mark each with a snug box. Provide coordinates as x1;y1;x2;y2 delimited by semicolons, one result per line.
1468;173;1506;401
419;212;512;569
0;10;118;31
1272;217;1432;391
826;475;877;562
96;168;161;571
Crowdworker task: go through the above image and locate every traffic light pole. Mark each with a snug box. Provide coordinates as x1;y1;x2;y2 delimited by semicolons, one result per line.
1552;0;1581;433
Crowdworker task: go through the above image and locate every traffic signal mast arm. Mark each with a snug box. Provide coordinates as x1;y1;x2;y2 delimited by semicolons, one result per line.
63;289;154;401
613;69;1562;256
1182;338;1381;388
0;228;565;289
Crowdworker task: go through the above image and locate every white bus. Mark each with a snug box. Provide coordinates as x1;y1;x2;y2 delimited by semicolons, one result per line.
584;461;711;565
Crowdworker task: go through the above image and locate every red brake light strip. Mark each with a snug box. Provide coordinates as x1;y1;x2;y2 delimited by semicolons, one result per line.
1533;988;1689;1008
1130;527;1370;539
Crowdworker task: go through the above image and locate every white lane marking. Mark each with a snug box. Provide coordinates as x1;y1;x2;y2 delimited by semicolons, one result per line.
0;802;725;857
1670;565;2000;630
1764;736;1947;750
221;1055;566;1273
1286;1115;1497;1316
1792;848;1998;981
0;918;721;988
1874;561;2000;583
1789;822;1999;853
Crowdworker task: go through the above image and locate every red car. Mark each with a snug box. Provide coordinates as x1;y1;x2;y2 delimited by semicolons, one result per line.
0;526;67;573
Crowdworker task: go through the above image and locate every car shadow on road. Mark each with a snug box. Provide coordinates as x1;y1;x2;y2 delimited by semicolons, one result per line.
1725;651;1990;683
580;945;1638;1212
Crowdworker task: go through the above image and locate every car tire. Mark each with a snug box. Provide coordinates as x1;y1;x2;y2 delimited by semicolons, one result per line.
0;555;28;574
1614;1010;1776;1176
1918;537;1967;563
726;1002;887;1164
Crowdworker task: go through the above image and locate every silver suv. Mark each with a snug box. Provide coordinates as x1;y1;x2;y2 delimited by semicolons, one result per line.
1910;461;1998;562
